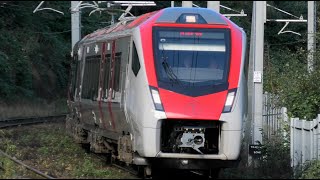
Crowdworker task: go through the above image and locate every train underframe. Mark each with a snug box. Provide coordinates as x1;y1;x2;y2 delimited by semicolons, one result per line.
66;114;240;178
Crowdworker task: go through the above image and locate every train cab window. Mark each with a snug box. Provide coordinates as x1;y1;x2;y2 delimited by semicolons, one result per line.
131;42;140;76
153;27;231;96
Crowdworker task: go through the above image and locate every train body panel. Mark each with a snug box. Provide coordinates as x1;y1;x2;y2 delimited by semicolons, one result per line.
75;36;133;135
125;28;162;155
159;89;227;120
67;7;248;176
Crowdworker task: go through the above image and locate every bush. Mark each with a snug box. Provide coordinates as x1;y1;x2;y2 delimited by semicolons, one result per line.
298;160;320;179
0;52;13;98
264;46;320;120
221;130;293;179
256;133;292;179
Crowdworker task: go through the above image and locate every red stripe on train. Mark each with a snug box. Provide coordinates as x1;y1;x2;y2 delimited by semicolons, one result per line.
108;40;116;130
159;88;228;120
228;26;242;89
98;42;108;129
139;9;164;87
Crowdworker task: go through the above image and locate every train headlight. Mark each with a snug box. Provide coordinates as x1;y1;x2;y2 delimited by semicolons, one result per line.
194;135;204;145
223;89;237;113
150;86;164;111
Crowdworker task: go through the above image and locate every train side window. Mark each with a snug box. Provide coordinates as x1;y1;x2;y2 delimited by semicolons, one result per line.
81;58;89;99
91;57;100;100
113;53;122;94
81;55;100;100
131;42;140;76
70;54;79;101
103;54;111;99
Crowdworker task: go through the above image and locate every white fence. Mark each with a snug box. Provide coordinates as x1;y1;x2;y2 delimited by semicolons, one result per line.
262;93;320;170
262;92;287;139
290;115;320;168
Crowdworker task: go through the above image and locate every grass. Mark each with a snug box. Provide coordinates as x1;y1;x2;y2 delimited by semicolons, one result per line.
0;123;136;179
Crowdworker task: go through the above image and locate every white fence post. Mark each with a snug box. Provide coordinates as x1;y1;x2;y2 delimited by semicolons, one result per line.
290;114;320;171
317;115;320;160
312;119;318;160
302;120;306;165
295;118;302;167
282;107;288;139
312;120;314;159
290;117;294;167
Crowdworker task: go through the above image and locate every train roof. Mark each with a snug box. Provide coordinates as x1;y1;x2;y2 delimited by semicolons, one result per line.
78;7;242;45
79;10;158;44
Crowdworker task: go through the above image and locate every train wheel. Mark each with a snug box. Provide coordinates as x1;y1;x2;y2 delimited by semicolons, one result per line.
206;168;221;179
105;153;112;165
137;166;152;179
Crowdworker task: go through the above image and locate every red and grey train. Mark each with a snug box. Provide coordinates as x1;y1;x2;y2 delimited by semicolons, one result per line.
67;7;247;178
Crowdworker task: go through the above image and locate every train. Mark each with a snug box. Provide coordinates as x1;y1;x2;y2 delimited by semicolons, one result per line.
66;6;247;178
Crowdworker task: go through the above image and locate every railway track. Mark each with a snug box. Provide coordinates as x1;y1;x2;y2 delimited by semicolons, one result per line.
0;114;66;129
91;152;209;179
0;149;56;179
0;115;140;179
97;155;140;177
0;114;67;179
0;115;209;179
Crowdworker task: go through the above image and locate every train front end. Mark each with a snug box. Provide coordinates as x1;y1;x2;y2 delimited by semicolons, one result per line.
133;7;247;170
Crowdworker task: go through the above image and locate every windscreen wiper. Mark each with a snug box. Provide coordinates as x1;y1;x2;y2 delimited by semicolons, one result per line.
162;60;181;86
160;43;181;86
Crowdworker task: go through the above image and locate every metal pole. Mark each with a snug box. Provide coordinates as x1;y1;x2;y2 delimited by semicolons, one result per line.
71;1;81;53
308;1;316;73
207;1;220;13
246;3;255;166
182;1;193;7
251;1;265;145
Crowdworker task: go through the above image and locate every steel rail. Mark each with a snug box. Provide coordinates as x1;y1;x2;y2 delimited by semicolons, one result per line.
0;149;55;179
0;114;67;129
